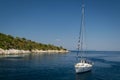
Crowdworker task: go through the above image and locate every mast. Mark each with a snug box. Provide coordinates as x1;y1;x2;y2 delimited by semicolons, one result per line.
77;0;85;59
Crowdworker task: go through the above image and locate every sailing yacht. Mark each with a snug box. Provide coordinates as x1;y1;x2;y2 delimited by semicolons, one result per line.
75;1;93;73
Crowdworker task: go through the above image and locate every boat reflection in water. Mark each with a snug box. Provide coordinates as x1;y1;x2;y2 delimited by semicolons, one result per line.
76;72;92;80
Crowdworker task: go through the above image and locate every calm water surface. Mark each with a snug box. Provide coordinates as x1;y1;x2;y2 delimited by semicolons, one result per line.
0;51;120;80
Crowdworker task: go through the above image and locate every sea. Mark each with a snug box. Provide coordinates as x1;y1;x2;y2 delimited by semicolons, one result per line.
0;51;120;80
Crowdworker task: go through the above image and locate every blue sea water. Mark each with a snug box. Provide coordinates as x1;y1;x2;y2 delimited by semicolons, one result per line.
0;51;120;80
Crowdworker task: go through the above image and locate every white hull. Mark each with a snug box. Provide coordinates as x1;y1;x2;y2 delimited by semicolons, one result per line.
75;62;92;73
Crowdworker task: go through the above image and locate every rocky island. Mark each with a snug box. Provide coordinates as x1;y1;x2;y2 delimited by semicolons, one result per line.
0;33;68;54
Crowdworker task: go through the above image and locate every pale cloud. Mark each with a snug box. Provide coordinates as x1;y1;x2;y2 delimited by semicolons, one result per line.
55;39;61;42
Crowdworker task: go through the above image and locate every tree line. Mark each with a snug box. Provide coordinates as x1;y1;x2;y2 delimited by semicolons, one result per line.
0;33;66;50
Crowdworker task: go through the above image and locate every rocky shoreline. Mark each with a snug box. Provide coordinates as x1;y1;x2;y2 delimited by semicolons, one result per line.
0;48;69;55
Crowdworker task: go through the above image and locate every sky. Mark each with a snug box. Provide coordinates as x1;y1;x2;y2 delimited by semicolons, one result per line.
0;0;120;51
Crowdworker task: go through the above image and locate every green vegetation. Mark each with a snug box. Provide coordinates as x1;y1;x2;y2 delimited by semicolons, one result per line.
0;33;66;50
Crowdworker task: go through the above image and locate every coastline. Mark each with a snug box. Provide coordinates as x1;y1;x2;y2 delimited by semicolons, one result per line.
0;48;69;55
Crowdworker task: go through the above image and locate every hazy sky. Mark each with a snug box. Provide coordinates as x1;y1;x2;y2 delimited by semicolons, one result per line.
0;0;120;51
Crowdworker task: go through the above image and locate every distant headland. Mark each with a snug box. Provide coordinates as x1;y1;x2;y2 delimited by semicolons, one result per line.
0;33;68;54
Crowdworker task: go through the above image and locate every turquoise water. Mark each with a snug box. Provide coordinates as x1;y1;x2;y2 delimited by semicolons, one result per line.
0;51;120;80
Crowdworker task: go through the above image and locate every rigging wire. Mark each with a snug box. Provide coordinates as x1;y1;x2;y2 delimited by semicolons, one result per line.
77;0;85;60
